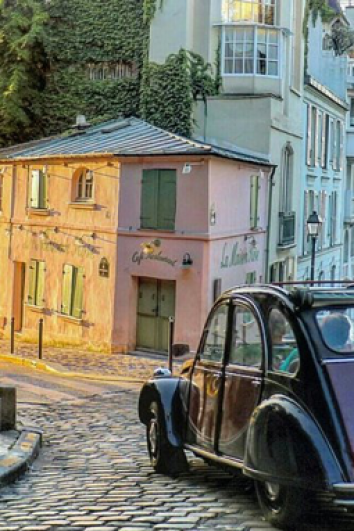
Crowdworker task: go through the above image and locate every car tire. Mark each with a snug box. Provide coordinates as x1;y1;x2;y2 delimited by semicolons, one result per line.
147;401;188;475
255;480;308;529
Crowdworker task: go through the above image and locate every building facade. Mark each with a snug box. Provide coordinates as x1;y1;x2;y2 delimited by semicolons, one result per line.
149;0;305;282
0;119;272;352
298;6;348;282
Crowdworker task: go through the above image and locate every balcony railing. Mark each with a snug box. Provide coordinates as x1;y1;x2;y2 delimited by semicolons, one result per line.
344;190;354;223
278;211;296;247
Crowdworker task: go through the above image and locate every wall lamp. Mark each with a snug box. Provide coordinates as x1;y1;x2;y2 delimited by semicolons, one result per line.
182;161;205;174
141;239;161;255
181;252;193;269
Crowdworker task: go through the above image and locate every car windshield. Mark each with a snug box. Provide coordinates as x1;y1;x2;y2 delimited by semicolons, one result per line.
316;307;354;354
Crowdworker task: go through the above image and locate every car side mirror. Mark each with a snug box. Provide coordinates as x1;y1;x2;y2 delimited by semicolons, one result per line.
171;343;190;358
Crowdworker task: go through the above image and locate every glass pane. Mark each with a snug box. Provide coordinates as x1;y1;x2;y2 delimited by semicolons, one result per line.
268;61;278;76
245;58;254;73
244;43;254;57
235;59;243;73
269;309;300;375
225;59;234;73
225;28;234;42
230;306;263;367
268;44;278;59
258;28;266;43
244;27;254;41
235;28;245;42
202;304;229;362
225;43;235;57
235;43;244;58
264;5;275;24
316;309;354;355
268;29;278;44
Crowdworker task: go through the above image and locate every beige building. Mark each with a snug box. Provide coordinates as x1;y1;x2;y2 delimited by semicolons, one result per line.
149;0;306;281
0;118;272;352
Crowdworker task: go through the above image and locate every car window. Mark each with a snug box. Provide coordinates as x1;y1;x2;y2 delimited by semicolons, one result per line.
316;308;354;354
229;305;263;368
269;308;300;375
201;303;229;363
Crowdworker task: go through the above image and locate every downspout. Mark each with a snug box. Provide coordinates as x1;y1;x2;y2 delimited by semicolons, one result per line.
265;165;277;283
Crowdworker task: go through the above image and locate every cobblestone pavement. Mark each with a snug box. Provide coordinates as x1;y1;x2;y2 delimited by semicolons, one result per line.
0;385;350;531
0;339;166;381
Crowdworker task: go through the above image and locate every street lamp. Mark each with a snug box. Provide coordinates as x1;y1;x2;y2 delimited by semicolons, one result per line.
307;211;322;282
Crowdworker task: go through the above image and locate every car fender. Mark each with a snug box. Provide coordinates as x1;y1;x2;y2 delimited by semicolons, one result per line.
243;395;344;489
138;377;185;448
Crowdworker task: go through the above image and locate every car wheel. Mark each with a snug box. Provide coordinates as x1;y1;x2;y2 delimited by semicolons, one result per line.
147;401;188;475
255;480;308;529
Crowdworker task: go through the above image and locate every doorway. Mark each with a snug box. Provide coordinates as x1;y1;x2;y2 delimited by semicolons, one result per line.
137;278;175;352
13;262;25;332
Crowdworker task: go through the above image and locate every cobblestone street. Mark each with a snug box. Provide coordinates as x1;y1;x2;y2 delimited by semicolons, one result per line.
0;378;347;531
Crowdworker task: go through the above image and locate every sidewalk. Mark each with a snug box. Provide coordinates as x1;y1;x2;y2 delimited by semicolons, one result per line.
0;339;174;383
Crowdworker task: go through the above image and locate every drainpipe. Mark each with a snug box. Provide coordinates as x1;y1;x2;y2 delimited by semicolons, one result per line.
264;165;277;283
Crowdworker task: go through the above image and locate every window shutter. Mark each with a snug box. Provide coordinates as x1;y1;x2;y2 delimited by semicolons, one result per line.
333;121;338;171
340;122;344;171
321;113;327;168
157;170;176;231
62;264;73;316
141;170;158;229
315;110;320;167
36;261;46;307
303;191;309;255
31;170;40;208
39;171;47;209
72;267;84;319
319;191;326;250
306;105;312;166
328;193;333;244
332;191;338;244
28;260;37;304
250;175;259;229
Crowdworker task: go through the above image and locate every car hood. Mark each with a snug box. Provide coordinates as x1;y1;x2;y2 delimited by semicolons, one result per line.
325;360;354;459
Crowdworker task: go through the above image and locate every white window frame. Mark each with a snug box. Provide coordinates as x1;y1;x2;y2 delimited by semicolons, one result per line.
222;26;281;78
222;0;277;25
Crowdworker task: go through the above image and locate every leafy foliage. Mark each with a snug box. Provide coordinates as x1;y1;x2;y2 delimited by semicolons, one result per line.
0;0;48;146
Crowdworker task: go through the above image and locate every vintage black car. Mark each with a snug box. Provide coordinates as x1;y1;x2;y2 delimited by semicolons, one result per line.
138;285;354;529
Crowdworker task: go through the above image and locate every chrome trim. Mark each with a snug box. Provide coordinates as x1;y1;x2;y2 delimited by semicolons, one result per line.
334;500;354;507
322;359;354;365
184;444;243;470
333;483;354;493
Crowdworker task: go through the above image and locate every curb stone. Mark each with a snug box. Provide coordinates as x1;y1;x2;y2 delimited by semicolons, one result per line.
0;428;42;486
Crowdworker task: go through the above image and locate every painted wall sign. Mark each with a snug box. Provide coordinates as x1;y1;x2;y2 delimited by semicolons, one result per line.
221;242;259;269
132;251;177;268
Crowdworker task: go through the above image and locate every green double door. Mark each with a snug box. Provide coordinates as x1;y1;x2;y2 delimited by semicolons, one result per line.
137;278;175;353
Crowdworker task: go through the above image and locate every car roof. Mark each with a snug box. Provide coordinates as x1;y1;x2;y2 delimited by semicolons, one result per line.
221;284;354;310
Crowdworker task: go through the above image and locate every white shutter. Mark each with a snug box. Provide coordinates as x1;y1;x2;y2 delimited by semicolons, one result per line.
319;191;326;249
321;113;327;168
340;121;344;171
303;190;309;255
315;110;320;167
306;105;312;166
30;170;40;208
332;191;338;245
333;120;338;171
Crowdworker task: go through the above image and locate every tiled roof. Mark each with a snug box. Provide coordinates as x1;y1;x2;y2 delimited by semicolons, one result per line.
0;118;272;167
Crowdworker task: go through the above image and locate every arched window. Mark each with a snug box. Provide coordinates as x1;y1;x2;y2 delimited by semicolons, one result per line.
73;168;94;202
280;143;294;213
99;258;109;278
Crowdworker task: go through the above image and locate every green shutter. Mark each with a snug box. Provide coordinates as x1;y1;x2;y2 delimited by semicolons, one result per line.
36;261;46;307
72;267;84;319
250;175;259;229
157;170;176;230
31;171;40;208
62;264;73;315
141;170;158;229
39;171;47;209
28;260;37;304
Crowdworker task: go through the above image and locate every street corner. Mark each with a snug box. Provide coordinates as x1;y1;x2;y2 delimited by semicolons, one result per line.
0;427;42;487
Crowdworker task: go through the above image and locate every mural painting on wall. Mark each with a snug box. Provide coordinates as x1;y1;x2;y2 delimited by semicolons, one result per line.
221;242;260;269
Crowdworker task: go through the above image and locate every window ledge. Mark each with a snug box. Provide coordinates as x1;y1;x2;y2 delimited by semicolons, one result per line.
277;243;296;251
68;202;96;210
57;313;83;325
25;304;45;314
27;208;51;217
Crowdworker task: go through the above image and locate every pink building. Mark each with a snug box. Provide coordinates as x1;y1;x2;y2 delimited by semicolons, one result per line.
0;119;273;353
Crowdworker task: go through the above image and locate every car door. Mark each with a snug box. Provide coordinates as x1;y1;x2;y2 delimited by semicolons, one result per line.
218;299;264;461
185;301;230;451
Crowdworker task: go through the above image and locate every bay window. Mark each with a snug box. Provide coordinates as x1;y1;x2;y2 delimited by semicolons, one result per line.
224;26;280;76
222;0;277;25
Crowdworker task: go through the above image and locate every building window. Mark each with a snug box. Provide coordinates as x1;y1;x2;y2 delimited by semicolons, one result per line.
246;271;256;284
141;169;176;231
73;168;94;202
350;99;354;127
87;61;138;81
223;27;280;76
99;258;110;278
61;264;84;319
250;174;260;229
0;175;3;212
29;170;47;209
344;231;349;264
222;0;276;25
280;144;293;213
28;260;45;307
